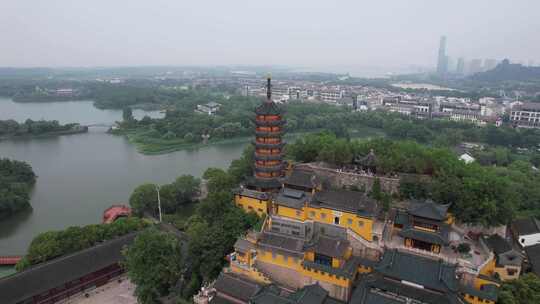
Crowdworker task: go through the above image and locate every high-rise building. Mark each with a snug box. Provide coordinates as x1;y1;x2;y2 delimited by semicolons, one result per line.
436;36;448;75
468;59;483;75
484;59;498;71
456;57;465;75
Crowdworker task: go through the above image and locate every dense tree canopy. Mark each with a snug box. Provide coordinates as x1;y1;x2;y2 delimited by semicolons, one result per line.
178;166;259;299
498;273;540;304
0;158;36;218
16;217;147;271
289;133;540;226
129;175;200;217
123;228;183;304
0;119;82;138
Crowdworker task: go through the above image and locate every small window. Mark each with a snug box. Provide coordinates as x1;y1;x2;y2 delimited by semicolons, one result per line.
521;238;525;244
358;221;364;227
347;219;353;225
292;231;300;236
258;208;263;212
334;217;340;225
309;211;315;218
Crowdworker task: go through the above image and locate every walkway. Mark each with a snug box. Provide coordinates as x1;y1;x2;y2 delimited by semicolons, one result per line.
65;276;136;304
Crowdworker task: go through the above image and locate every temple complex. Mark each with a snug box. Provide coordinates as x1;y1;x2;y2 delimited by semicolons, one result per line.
203;76;511;304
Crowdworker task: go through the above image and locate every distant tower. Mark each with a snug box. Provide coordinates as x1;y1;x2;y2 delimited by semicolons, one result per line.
456;57;465;75
436;36;448;75
250;76;285;191
484;59;498;71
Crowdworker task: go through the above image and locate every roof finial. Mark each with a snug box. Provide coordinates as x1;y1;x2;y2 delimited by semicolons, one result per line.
266;73;272;102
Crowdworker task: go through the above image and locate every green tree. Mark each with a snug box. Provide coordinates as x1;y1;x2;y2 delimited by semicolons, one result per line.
203;168;236;193
16;218;147;271
129;183;158;216
123;228;184;304
498;273;540;304
0;158;36;218
172;175;200;203
370;178;382;201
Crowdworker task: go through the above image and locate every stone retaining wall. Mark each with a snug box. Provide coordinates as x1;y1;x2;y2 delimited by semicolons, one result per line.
295;163;401;194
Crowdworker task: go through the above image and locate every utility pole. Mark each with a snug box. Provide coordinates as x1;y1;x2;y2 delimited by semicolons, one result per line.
155;184;162;223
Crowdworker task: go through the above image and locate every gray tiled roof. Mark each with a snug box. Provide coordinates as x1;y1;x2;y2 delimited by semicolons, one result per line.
214;272;262;302
375;250;459;293
398;222;450;245
407;200;450;221
284;169;320;190
209;295;236;304
274;188;311;210
482;234;512;254
233;187;271;200
257;231;305;257
0;233;138;304
513;217;540;236
304;235;350;258
311;190;379;217
525;244;540;277
255;101;283;115
350;274;462;304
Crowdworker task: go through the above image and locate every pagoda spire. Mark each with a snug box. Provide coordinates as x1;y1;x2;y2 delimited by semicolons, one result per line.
266;74;272;102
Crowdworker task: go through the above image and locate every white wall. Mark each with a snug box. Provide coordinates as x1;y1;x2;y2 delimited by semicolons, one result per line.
518;233;540;247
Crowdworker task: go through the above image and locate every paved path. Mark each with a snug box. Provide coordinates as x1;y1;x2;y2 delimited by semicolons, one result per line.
66;277;137;304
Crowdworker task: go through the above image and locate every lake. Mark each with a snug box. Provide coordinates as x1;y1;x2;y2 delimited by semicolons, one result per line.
0;97;246;255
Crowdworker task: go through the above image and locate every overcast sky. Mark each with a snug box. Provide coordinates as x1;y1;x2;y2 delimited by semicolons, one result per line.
2;0;539;70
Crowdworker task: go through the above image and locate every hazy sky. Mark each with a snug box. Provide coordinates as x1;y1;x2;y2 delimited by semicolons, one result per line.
2;0;540;70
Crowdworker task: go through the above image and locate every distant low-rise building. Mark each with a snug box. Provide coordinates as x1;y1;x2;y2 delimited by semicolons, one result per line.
196;102;221;115
320;90;345;103
510;102;540;129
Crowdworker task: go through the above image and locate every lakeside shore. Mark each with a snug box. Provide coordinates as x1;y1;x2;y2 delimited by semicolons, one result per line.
0;126;88;140
114;127;386;155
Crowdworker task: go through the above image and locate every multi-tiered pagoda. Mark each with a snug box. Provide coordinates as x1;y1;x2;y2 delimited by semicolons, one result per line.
251;76;285;191
234;76;285;216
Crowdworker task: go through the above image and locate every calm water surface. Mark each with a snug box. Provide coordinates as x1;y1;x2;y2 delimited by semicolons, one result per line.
0;98;245;254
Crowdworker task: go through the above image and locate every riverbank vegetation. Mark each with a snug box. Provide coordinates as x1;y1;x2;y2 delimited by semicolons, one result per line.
113;86;540;154
0;119;87;139
289;132;540;226
15;217;147;271
0;159;36;219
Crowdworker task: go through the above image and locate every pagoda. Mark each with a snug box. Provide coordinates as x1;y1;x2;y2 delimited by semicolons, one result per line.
234;76;285;216
251;76;286;191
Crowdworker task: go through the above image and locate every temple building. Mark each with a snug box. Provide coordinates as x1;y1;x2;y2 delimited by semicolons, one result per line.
394;200;452;254
479;234;522;281
350;250;498;304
